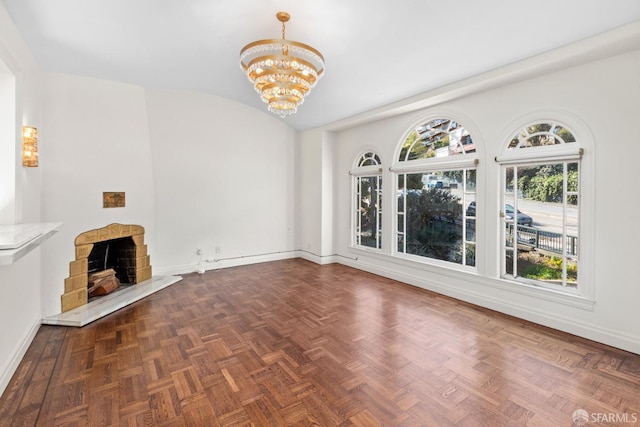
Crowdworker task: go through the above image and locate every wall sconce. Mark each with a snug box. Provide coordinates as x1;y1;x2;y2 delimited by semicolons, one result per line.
22;126;38;167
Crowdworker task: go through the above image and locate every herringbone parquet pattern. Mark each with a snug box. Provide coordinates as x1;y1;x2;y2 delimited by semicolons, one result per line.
1;259;639;426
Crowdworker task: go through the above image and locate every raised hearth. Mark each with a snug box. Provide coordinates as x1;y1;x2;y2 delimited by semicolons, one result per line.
42;275;182;327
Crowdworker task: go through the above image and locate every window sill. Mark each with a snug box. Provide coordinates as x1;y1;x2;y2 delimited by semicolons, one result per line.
478;275;594;311
0;223;62;265
348;245;475;275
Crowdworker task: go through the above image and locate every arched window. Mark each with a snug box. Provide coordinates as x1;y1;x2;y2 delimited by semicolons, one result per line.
496;121;582;291
393;118;478;267
351;151;382;250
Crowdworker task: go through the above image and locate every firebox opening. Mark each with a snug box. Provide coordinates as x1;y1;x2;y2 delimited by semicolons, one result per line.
87;236;136;285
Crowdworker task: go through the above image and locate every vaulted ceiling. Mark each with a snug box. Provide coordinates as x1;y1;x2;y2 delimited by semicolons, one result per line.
3;0;640;131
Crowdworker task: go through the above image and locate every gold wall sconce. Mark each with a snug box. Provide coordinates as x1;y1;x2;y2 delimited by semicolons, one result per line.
22;126;38;167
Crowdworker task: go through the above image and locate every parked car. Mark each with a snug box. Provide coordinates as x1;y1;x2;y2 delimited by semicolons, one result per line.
426;177;453;188
465;202;533;226
505;204;533;226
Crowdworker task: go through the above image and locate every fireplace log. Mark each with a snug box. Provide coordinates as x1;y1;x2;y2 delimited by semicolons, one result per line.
88;268;116;282
88;269;120;297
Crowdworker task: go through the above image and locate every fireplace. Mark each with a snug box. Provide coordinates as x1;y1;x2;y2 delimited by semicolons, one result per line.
61;223;152;312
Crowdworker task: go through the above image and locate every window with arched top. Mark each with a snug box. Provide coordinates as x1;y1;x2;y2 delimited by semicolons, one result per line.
351;151;383;250
496;121;582;291
393;118;478;267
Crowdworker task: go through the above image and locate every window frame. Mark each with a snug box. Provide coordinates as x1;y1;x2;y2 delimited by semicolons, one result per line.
350;151;383;251
496;119;589;298
500;160;580;291
391;116;479;269
394;167;477;268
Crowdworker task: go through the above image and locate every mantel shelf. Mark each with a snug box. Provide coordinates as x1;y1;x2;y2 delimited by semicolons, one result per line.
0;223;62;266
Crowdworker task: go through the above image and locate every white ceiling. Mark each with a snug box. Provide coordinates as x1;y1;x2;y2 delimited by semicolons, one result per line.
3;0;640;131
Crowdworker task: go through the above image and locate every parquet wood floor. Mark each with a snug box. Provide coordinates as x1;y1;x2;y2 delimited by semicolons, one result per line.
1;259;639;426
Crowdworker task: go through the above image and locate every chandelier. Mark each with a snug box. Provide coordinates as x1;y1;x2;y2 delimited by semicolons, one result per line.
240;12;325;118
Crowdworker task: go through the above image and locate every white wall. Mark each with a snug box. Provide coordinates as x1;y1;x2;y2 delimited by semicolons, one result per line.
321;132;335;258
0;250;42;393
326;49;640;354
296;130;336;263
35;75;299;315
145;88;297;274
17;70;43;224
39;73;155;317
0;66;16;223
296;130;324;260
0;1;43;395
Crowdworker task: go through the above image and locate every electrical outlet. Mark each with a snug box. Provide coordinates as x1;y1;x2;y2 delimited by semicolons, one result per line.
215;246;221;254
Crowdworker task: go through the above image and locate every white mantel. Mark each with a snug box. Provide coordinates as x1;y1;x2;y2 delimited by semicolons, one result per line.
0;223;62;265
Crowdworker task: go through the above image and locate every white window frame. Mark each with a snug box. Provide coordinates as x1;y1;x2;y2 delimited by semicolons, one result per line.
391;117;479;269
496;118;591;299
350;151;383;250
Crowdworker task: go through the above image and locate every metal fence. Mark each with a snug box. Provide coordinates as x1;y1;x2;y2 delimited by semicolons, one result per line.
509;224;578;256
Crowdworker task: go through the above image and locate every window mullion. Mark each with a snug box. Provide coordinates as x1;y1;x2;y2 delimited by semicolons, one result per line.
377;176;382;249
512;167;518;277
462;171;467;266
562;162;568;287
356;177;361;246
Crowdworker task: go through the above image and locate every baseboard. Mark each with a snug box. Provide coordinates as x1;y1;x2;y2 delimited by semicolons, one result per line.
154;262;201;277
154;250;302;277
338;257;640;355
297;250;338;265
0;318;40;397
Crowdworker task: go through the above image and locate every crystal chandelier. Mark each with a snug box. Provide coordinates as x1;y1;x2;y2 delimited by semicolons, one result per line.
240;12;325;118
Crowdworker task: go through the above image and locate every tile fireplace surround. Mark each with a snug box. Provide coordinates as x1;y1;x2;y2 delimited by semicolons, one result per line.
42;223;182;327
61;223;152;312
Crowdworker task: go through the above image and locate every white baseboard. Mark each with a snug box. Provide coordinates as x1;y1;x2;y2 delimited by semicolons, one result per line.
154;262;201;277
338;257;640;355
154;250;302;277
0;318;41;397
297;251;337;265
